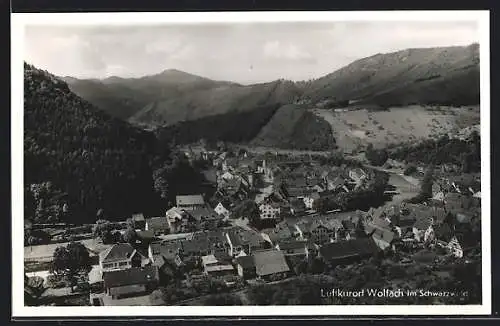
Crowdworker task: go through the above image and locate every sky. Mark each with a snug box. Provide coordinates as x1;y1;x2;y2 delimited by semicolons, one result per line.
24;21;479;84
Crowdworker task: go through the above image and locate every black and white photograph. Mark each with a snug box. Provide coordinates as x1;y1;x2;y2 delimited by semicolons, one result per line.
11;11;490;316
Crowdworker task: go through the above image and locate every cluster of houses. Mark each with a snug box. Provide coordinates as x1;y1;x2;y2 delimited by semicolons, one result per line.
84;147;480;305
210;151;372;222
88;206;387;305
362;172;481;259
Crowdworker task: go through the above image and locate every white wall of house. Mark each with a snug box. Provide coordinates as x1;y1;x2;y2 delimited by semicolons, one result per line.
259;204;280;220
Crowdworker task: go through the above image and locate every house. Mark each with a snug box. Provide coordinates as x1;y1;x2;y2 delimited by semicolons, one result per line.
255;159;266;174
201;254;235;277
289;198;307;216
325;174;346;191
370;227;400;251
295;219;338;245
447;174;481;195
88;268;104;292
275;240;309;258
303;192;320;210
176;194;206;211
102;266;159;300
225;227;268;256
145;216;170;236
263;221;299;245
188;207;222;230
235;255;256;279
318;238;380;267
179;230;230;258
166;207;187;227
349;168;367;183
214;202;230;218
148;242;183;282
259;202;281;220
412;217;434;242
132;213;146;230
220;177;250;200
99;243;148;272
221;171;235;181
436;223;468;258
253;249;290;281
149;241;183;263
180;238;212;258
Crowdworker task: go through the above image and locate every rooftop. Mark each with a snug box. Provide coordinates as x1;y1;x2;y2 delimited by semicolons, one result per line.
103;266;159;288
319;238;380;261
235;255;255;269
146;216;170;232
253;249;290;276
99;243;136;263
176;194;205;206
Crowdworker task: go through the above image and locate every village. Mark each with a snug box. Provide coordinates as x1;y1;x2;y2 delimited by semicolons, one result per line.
24;144;482;306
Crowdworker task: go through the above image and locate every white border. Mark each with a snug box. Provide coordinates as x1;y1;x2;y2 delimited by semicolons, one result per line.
11;10;491;317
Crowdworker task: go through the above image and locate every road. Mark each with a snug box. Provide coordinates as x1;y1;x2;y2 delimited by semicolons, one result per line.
27;264;101;283
25;238;112;263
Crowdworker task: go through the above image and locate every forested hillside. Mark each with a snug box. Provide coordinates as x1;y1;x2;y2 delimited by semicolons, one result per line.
251;105;336;150
24;63;171;224
155;103;281;145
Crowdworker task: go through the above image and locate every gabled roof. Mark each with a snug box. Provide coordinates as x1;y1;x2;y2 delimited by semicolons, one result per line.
150;241;183;260
103;266;159;288
365;218;391;235
435;223;454;243
413;217;433;231
176;194;205;206
136;230;154;240
235;255;255;269
132;213;145;222
290;198;306;210
308;192;321;200
372;228;398;244
99;243;136;263
319;238;380;261
277;240;308;250
226;227;264;247
188;207;219;221
253;249;290;276
146;216;170;232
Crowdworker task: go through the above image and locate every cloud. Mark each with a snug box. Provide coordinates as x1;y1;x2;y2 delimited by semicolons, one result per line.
263;41;316;63
24;21;479;83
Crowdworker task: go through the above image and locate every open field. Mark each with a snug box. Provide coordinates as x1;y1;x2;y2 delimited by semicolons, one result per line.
313;106;479;151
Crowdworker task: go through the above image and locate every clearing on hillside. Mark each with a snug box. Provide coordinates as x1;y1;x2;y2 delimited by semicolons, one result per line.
312;105;479;152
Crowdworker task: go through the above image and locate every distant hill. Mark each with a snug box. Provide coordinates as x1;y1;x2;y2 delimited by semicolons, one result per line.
251;104;336;150
60;44;480;152
128;78;302;127
303;44;479;107
63;69;238;120
24;63;168;223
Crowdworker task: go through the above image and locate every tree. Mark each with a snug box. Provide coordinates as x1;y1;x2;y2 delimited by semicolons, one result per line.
355;218;366;238
51;242;91;292
93;219;113;242
123;227;138;245
404;164;418;176
366;144;389;166
233;200;260;227
420;166;434;200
